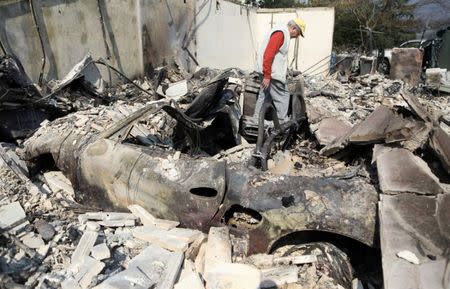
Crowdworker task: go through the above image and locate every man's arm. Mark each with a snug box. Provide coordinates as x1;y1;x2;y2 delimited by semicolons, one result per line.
262;31;284;89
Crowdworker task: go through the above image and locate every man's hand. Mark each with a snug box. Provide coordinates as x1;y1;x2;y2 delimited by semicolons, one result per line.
262;78;270;90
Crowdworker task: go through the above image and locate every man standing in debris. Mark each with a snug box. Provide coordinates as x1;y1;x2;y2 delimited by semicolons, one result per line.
254;18;305;122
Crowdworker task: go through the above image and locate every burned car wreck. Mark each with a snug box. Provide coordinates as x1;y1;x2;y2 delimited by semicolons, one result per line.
2;55;448;289
21;70;378;257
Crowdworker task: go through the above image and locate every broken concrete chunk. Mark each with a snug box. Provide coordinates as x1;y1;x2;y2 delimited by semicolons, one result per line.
390;48;423;86
376;148;444;195
98;219;135;227
0;201;26;230
400;122;432;152
320;106;396;156
72;256;105;289
379;193;449;289
20;233;45;249
51;54;104;95
312;117;352;146
384;115;425;143
91;243;110;261
128;204;157;225
153;218;181;230
95;245;177;288
127;244;184;289
397;250;420;265
247;254;317;268
85;221;100;232
437;193;450;240
93;267;155;289
177;259;196;282
174;270;205;289
132;226;190;251
168;227;202;243
429;127;450;175
0;143;29;178
37;244;50;257
195;242;207;275
128;204;179;229
425;68;447;88
158;250;185;289
371;144;396;164
80;212;137;222
43;171;75;196
186;232;207;261
400;92;436;124
34;219;55;241
348;106;395;143
204;227;232;282
71;231;98;264
61;277;81;289
166;79;188;100
206;263;261;289
260;266;299;288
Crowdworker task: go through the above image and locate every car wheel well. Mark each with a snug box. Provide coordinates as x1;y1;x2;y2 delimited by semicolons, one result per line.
223;204;262;230
27;153;57;176
269;230;382;287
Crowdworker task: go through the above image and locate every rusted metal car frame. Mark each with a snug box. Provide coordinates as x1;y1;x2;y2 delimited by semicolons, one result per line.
23;78;378;257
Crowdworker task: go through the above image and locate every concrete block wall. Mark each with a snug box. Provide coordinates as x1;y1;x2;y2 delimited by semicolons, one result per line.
0;0;195;83
0;0;43;81
196;4;335;74
0;0;334;84
256;7;335;74
195;1;259;71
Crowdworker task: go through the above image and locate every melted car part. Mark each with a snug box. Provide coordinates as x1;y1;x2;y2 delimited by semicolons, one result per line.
273;242;353;289
185;69;231;120
224;205;263;230
0;109;49;140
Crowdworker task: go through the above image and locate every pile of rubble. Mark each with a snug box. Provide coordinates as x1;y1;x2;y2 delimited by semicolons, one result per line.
1;50;449;289
0;157;345;289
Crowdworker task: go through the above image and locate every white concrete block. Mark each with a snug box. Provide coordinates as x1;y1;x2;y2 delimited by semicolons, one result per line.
20;233;45;249
260;266;299;288
98;219;135;227
43;171;75;196
0;202;26;230
71;231;98;264
72;256;105;289
206;263;261;289
128;204;179;229
204;227;232;281
132;226;189;252
91;243;110;261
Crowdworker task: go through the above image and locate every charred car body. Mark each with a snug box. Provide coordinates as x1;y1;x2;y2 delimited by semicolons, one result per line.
22;70;378;256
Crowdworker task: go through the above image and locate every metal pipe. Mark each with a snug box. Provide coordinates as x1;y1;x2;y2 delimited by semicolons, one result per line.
255;101;280;154
301;54;331;75
0;36;6;55
29;0;46;86
96;0;112;84
94;60;154;97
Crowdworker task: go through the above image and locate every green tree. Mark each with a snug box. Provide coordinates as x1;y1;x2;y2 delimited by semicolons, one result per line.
244;0;417;51
245;0;301;8
310;0;417;51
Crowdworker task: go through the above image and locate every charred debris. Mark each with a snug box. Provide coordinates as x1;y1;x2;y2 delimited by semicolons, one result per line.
0;53;449;289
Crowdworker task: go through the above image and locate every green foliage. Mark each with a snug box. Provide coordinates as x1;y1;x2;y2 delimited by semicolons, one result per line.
259;0;299;8
309;0;418;51
243;0;418;51
245;0;301;8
